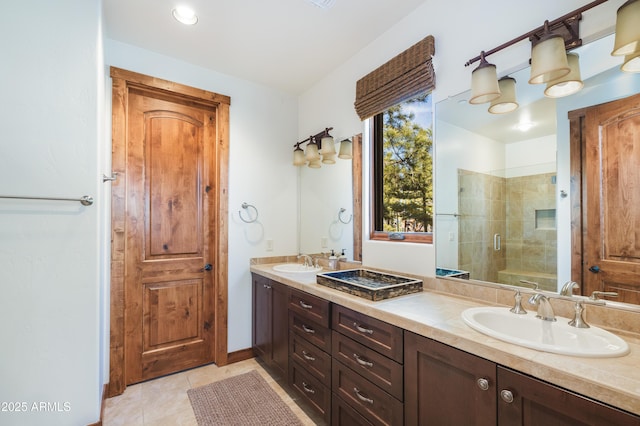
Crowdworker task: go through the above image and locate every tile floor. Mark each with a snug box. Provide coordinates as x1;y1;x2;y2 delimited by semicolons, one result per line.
103;358;321;425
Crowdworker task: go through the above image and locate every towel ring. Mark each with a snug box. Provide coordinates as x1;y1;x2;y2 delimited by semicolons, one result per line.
239;202;259;223
338;208;352;224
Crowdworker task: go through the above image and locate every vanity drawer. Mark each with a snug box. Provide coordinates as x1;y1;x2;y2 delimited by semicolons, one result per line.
289;288;330;327
332;360;403;426
332;393;374;426
332;331;403;400
289;312;331;353
290;361;331;424
290;330;331;386
332;304;403;362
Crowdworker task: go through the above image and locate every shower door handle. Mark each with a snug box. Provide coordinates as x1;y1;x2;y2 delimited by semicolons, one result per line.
493;234;501;251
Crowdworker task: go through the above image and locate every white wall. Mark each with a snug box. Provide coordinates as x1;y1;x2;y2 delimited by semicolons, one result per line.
299;0;626;277
105;40;299;353
0;1;104;425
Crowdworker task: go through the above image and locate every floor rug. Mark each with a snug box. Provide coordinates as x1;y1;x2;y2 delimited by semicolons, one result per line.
187;369;303;425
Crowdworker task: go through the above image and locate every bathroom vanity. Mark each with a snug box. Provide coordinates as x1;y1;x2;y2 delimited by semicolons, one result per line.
251;261;640;425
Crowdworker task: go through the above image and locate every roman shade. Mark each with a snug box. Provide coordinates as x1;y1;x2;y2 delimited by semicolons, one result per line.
354;35;435;121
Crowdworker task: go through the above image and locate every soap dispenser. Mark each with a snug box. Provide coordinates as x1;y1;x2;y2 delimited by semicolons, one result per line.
328;250;338;270
338;249;347;262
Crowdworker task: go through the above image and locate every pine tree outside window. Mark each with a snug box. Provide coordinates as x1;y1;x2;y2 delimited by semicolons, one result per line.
371;94;433;243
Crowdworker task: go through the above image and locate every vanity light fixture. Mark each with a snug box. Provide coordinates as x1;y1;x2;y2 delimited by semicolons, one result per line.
529;21;571;84
611;0;640;57
469;51;501;105
462;0;640;110
544;52;584;98
488;77;518;114
172;6;198;25
293;127;351;167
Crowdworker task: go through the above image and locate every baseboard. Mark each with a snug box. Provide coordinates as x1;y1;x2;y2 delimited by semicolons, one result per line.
87;383;108;426
227;347;255;364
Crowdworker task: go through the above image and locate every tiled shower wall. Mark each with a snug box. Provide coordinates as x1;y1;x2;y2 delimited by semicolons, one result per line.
458;170;557;290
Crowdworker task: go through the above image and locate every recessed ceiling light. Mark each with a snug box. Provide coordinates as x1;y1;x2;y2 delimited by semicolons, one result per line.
172;6;198;25
305;0;336;9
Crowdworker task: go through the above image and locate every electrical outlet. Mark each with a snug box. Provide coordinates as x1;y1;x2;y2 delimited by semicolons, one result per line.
266;239;274;251
449;232;455;241
321;237;328;248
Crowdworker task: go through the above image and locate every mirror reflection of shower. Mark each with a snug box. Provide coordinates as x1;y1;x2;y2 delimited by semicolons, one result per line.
456;162;557;291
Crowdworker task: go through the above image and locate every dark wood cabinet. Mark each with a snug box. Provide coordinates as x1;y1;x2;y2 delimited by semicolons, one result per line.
404;330;496;426
405;330;640;426
251;273;289;379
288;288;332;424
332;305;404;426
497;366;640;426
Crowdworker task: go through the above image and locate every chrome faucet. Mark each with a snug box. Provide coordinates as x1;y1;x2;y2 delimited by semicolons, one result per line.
528;293;556;322
297;254;314;268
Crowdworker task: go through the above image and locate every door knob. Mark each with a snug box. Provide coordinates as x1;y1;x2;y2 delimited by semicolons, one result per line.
202;263;213;271
588;265;600;273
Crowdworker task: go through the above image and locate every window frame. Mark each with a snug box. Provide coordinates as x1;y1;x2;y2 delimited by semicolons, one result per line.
368;103;433;244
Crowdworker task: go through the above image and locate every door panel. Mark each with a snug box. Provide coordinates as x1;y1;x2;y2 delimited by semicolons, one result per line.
125;89;217;384
584;93;640;304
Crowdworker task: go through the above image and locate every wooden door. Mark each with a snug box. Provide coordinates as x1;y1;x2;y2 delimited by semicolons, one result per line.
583;93;640;304
124;88;217;384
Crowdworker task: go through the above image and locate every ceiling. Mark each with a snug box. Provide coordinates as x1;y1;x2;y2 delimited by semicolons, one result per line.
103;0;427;94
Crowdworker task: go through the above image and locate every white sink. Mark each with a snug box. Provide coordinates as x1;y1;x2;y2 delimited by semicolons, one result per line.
272;263;322;274
461;306;629;358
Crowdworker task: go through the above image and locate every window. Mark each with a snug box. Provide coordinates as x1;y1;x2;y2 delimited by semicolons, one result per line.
371;94;433;243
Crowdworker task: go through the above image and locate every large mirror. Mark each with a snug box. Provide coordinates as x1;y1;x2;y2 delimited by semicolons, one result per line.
298;135;360;260
435;33;640;301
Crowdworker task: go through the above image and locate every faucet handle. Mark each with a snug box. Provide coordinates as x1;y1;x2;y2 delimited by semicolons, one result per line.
560;281;580;296
568;301;590;328
590;291;618;301
509;289;528;315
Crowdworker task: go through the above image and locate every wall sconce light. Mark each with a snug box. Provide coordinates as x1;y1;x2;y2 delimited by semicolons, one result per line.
529;20;570;84
469;51;501;104
544;52;584;98
292;128;352;167
488;77;518;114
611;0;640;57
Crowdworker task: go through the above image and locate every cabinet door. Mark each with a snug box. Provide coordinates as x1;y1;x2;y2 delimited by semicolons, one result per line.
497;367;640;426
271;280;289;378
251;274;271;360
404;331;496;426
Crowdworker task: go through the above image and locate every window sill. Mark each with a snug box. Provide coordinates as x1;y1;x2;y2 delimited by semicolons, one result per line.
370;231;433;244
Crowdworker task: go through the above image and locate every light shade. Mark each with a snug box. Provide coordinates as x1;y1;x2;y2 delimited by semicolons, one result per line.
544;53;583;98
488;77;518;114
293;147;306;166
308;158;321;168
622;50;640;73
469;52;500;104
304;140;320;162
322;153;336;164
529;23;570;84
320;135;336;155
611;0;640;56
338;138;352;159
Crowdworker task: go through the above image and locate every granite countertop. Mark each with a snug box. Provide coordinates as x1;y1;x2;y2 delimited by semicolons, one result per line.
250;263;640;416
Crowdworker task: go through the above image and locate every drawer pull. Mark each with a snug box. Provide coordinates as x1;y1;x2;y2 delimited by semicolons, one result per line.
302;382;315;394
353;353;373;368
302;350;316;361
477;378;489;391
353;322;374;334
353;387;374;405
500;389;514;404
302;324;316;334
263;284;271;289
299;300;313;309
